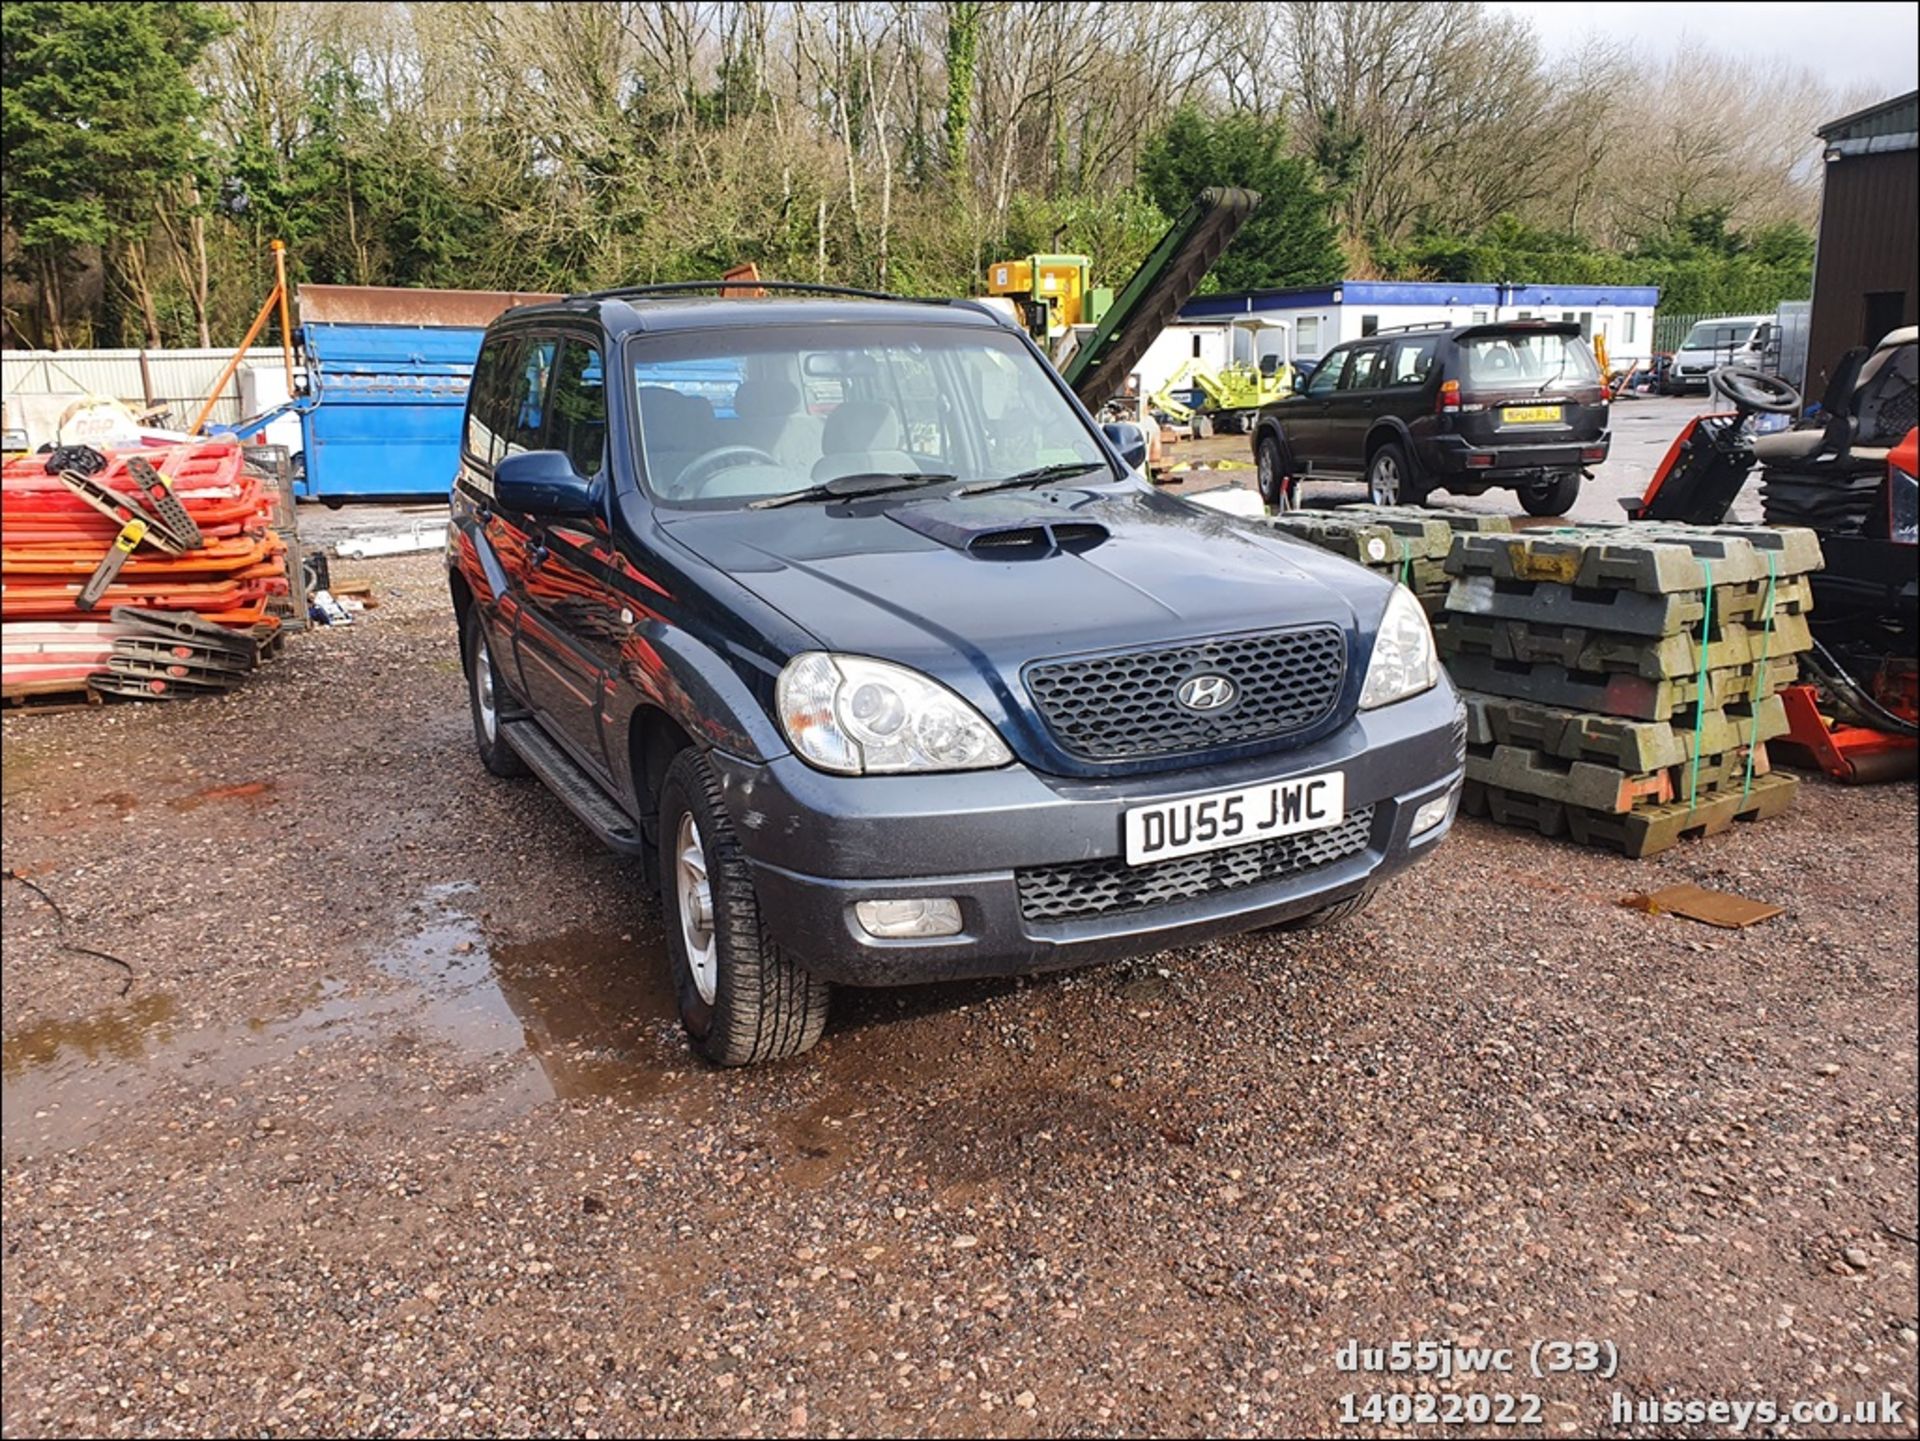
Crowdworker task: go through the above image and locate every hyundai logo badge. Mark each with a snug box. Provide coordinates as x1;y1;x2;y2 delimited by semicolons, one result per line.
1177;674;1237;711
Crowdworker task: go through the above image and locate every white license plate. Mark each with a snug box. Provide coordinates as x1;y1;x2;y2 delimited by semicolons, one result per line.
1123;771;1346;865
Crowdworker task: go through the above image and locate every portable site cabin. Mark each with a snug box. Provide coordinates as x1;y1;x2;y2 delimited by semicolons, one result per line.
1179;280;1661;372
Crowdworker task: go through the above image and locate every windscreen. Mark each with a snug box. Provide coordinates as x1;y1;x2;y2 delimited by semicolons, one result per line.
628;322;1107;508
1681;321;1755;351
1461;332;1601;390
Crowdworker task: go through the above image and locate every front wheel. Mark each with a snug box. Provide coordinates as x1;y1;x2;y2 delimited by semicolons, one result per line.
1256;435;1296;510
657;749;831;1066
1366;443;1424;507
465;609;529;778
1518;472;1582;517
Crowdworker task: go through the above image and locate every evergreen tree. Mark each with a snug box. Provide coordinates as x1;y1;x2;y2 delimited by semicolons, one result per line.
1137;106;1345;291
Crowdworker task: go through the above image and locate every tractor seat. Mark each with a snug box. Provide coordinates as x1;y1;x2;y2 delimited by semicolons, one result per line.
1752;424;1850;465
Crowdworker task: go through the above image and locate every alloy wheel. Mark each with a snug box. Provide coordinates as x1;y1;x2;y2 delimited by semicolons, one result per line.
675;811;718;1005
474;632;497;743
1369;454;1400;505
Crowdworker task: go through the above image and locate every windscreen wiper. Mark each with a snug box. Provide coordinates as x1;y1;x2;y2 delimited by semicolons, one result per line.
1533;354;1571;395
749;471;956;510
957;462;1110;497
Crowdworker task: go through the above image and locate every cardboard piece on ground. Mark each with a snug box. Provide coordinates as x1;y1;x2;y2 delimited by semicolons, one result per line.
1622;883;1784;929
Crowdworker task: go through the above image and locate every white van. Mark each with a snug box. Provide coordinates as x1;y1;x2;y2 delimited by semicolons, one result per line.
1666;314;1774;392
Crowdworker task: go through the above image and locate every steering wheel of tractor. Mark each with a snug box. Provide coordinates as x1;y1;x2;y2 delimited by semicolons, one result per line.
1710;365;1801;415
672;445;781;498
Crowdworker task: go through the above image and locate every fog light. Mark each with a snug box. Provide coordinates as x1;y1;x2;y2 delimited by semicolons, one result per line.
854;898;963;939
1411;787;1458;837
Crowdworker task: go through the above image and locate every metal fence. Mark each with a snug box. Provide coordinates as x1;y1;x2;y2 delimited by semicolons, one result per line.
0;347;246;431
1653;312;1722;356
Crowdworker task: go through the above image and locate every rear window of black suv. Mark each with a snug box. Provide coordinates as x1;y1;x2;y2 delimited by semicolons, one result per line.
1461;332;1600;389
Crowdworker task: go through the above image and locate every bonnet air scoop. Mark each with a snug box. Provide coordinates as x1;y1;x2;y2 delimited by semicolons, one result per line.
886;493;1109;559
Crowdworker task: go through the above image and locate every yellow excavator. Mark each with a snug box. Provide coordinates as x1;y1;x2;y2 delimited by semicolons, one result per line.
1149;316;1293;436
980;189;1266;416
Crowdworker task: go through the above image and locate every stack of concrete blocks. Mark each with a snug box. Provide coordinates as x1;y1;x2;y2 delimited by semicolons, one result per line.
1257;505;1512;615
1439;523;1823;857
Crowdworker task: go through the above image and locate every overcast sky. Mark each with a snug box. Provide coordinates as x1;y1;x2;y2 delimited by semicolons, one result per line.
1486;1;1920;97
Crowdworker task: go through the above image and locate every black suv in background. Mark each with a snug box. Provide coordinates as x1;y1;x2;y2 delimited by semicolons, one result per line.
1251;321;1611;516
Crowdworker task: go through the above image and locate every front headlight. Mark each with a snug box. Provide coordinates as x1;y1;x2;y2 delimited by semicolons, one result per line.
1359;585;1440;709
776;652;1013;774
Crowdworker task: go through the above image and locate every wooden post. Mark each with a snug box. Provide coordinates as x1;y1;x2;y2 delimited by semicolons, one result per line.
272;239;295;394
188;239;293;437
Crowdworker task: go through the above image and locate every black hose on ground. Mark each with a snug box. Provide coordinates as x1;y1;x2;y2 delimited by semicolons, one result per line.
1804;638;1920;737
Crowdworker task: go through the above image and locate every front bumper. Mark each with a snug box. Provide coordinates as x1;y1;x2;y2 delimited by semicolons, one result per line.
1420;434;1608;479
708;683;1465;986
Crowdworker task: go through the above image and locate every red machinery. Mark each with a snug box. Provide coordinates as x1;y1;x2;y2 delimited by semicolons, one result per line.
1622;338;1919;782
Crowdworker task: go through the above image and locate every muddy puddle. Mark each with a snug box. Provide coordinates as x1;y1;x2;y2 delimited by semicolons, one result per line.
2;884;686;1155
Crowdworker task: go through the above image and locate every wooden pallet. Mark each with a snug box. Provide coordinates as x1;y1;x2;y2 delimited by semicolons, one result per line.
1463;772;1799;857
2;677;105;713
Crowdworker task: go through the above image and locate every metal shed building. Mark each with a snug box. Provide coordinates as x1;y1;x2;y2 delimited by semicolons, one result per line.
1806;90;1919;400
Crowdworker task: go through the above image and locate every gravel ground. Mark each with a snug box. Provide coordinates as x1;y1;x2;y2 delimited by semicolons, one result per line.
3;547;1915;1438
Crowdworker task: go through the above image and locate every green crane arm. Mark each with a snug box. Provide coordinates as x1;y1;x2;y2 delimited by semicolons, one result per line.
1058;187;1261;411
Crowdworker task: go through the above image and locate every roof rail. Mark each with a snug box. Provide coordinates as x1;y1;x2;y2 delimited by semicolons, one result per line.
567;279;950;305
1372;320;1454;335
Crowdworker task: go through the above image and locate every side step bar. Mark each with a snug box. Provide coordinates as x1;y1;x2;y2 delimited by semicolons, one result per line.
499;718;649;856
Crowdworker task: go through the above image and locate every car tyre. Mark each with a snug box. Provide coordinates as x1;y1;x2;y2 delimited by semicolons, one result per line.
1256;434;1296;510
1518;472;1581;517
1272;888;1376;932
658;749;831;1066
1366;442;1424;507
1191;412;1212;439
465;609;530;778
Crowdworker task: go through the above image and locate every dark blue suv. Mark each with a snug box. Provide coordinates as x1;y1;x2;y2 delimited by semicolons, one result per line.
448;284;1464;1065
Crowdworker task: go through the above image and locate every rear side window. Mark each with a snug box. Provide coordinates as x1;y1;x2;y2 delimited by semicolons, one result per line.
548;339;607;477
465;335;521;466
1340;345;1386;390
505;339;558;457
1387;337;1438;385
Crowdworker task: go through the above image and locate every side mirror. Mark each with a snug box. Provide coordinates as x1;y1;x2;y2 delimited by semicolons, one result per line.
493;449;595;517
1102;421;1149;471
